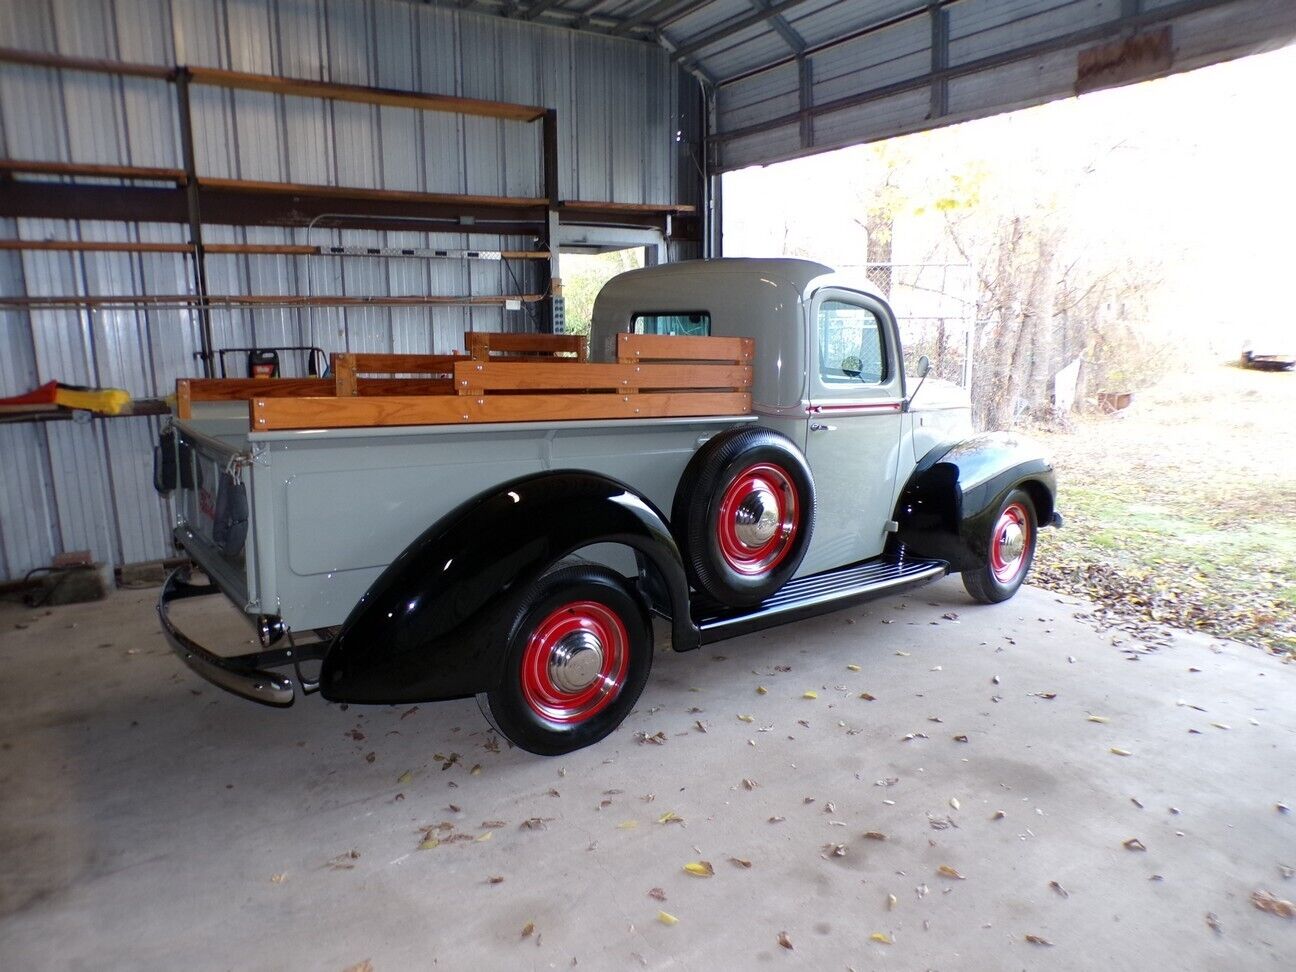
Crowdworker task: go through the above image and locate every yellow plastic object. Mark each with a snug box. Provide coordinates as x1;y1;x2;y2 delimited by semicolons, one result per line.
54;386;132;415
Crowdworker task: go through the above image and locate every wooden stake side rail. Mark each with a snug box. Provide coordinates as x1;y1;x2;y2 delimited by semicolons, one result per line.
250;392;752;431
177;335;755;429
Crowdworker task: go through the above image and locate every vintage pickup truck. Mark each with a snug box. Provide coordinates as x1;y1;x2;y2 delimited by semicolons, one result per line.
155;258;1059;754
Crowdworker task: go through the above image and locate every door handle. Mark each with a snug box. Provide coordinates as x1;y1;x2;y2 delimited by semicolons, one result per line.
810;422;836;432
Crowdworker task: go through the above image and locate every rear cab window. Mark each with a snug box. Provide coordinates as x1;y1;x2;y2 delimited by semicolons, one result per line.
632;312;710;336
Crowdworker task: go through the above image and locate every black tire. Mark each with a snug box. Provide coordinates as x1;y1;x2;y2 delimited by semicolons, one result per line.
478;565;652;756
962;488;1037;604
672;427;815;607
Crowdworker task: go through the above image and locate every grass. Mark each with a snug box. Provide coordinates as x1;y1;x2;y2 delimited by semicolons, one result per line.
1026;364;1296;657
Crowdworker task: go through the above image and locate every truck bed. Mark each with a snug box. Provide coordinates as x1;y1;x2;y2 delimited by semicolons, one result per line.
169;333;756;633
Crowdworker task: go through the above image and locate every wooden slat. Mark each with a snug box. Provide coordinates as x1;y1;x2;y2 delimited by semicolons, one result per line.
199;176;547;210
468;332;587;361
617;333;754;364
0;159;186;182
559;199;697;215
0;293;543;309
358;378;454;396
332;352;468;375
251;392;751;431
453;361;752;393
176;379;192;420
185;65;547;122
182;378;337;403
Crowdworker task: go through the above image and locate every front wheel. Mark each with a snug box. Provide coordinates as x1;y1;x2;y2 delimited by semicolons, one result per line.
478;565;652;756
962;489;1037;604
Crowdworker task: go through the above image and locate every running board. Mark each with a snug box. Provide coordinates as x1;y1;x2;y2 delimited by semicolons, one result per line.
692;558;948;645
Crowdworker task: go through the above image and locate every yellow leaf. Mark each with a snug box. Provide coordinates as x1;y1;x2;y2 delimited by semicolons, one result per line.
870;932;892;944
1110;747;1132;757
396;770;413;785
803;691;818;700
938;865;965;880
847;664;862;672
887;893;897;911
617;820;638;830
270;873;287;884
683;860;715;877
1087;715;1110;723
658;811;683;825
756;686;768;695
737;714;755;723
418;837;440;850
476;831;493;842
657;911;679;926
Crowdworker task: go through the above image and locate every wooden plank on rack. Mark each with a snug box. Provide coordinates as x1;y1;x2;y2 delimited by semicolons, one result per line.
331;352;468;375
199;176;546;210
183;378;337;403
251;391;752;431
452;361;752;394
0;159;187;182
617;333;754;364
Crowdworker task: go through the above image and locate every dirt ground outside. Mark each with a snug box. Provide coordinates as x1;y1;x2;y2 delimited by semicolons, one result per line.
1029;362;1296;658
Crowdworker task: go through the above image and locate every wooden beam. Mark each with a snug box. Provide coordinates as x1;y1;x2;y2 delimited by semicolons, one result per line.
250;391;752;431
0;239;551;259
0;293;544;309
332;352;469;376
0;159;186;182
559;199;697;214
185;64;547;122
0;46;173;80
468;332;587;360
198;176;547;210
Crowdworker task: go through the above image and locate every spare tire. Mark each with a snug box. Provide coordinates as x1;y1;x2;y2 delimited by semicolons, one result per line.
672;427;815;607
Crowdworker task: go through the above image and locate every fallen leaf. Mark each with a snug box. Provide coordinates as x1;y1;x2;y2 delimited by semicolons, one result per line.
271;873;287;884
417;836;440;851
694;720;708;733
847;664;861;672
476;831;493;842
659;811;683;825
635;730;668;745
887;893;897;911
489;876;505;884
396;770;413;785
869;932;892;944
953;734;969;743
822;843;847;858
521;817;552;830
938;865;965;880
777;931;793;950
1024;934;1054;946
768;815;786;824
1049;880;1069;898
1123;838;1147;851
1031;692;1058;700
617;820;638;830
992;810;1006;820
343;961;374;972
521;922;535;938
742;778;758;790
328;850;361;869
1110;747;1132;757
482;820;506;829
863;831;888;841
756;686;768;695
1087;715;1110;724
683;861;715;877
657;911;678;926
803;691;818;700
859;692;877;701
729;857;752;868
1206;912;1223;935
895;651;910;657
1210;722;1231;730
1251;890;1295;918
949;797;961;810
737;714;755;723
648;887;666;901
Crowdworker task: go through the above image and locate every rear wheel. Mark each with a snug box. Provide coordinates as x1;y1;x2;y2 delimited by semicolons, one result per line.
478;565;652;755
962;489;1037;604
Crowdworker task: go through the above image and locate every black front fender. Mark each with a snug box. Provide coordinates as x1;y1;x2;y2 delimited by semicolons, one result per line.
890;432;1058;572
320;471;696;705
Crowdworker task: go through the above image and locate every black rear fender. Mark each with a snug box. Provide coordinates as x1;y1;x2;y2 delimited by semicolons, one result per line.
890;432;1058;571
320;471;696;705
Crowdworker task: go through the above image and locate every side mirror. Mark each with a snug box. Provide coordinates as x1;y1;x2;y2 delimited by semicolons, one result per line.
915;355;931;379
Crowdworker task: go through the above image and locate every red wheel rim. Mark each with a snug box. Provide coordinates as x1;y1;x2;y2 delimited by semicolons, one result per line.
715;462;800;576
989;502;1031;584
520;600;630;724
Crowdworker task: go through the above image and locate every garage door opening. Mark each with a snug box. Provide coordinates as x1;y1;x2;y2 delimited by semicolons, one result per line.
722;46;1296;658
560;248;645;337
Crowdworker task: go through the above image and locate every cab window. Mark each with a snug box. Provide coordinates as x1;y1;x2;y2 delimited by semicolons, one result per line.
817;300;886;384
632;312;710;336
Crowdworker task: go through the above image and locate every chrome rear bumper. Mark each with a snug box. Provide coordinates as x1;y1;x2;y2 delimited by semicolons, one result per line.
158;567;325;707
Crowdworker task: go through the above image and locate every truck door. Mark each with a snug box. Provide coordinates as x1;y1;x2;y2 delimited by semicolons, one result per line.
800;290;905;576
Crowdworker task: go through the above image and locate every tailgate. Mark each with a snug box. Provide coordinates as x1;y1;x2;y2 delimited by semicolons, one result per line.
170;423;252;610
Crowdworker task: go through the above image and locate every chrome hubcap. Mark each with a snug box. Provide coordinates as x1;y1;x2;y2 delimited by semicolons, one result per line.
547;630;605;694
733;485;780;547
998;522;1025;563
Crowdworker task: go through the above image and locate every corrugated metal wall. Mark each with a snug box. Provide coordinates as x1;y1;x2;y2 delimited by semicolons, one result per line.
0;0;699;581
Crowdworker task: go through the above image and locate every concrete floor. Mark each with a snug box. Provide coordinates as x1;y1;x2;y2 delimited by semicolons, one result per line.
0;578;1292;971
